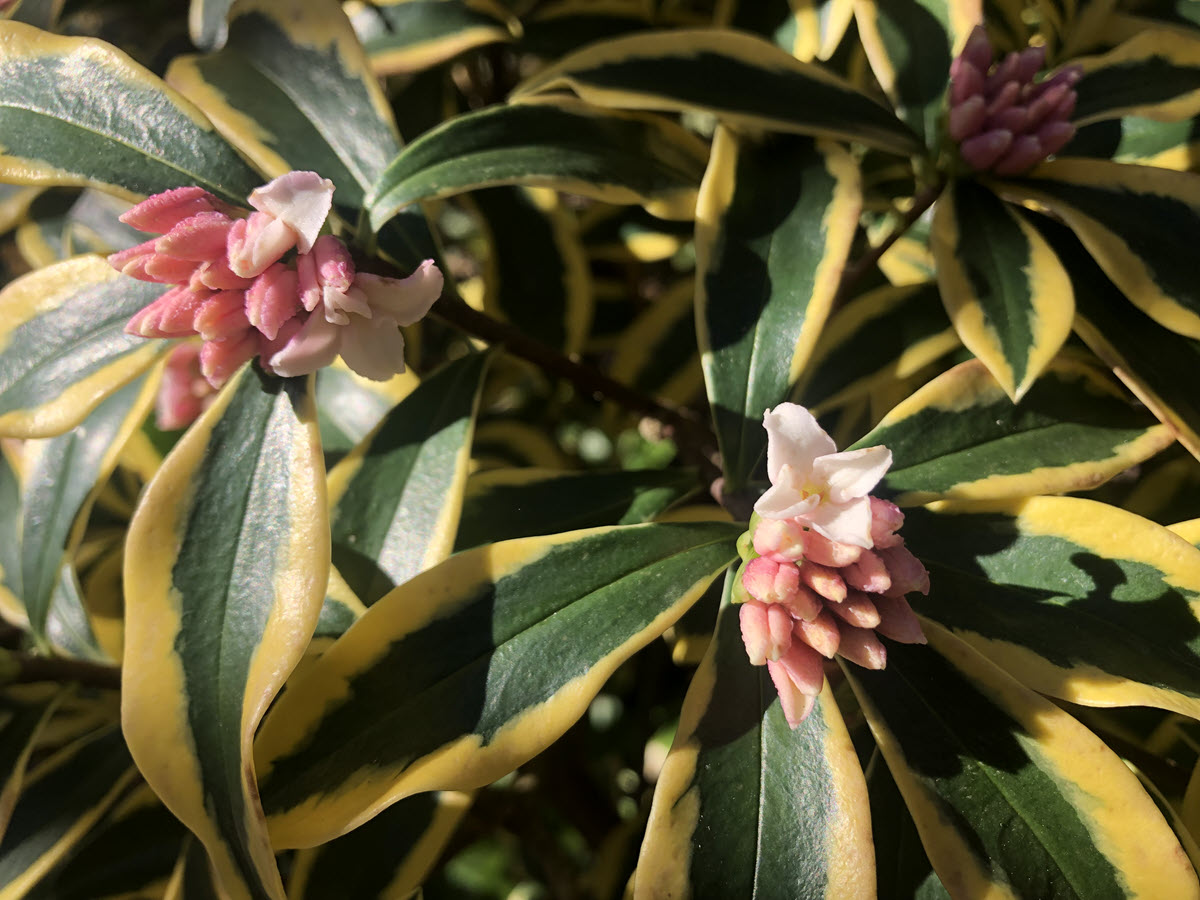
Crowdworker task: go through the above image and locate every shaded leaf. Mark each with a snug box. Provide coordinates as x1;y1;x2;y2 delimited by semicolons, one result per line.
932;179;1073;400
367;97;709;230
0;255;166;438
122;365;327;900
636;573;872;898
513;27;922;153
255;522;741;848
844;623;1199;899
0;21;260;202
854;356;1173;504
697;128;860;490
329;351;489;605
904;497;1200;718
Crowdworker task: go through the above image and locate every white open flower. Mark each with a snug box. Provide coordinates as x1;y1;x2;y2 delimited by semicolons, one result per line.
754;403;892;548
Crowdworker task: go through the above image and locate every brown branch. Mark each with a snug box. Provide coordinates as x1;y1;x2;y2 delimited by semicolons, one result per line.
431;292;722;480
5;651;122;691
834;178;947;305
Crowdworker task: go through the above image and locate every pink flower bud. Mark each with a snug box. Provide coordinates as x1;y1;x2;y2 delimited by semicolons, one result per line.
155;212;235;262
837;625;887;670
156;344;213;431
193;291;250;341
985;80;1021;116
949;95;987;141
297;249;321;312
993;134;1046;176
778;583;823;622
1025;82;1071;130
257;315;307;374
959;25;993;74
767;658;818;729
794;609;841;658
125;286;208;338
192;257;255;292
108;239;158;279
950;60;986;105
120;186;231;234
844;549;892;594
766;603;794;661
740;600;773;666
199;330;259;388
245;263;301;340
743;557;801;607
879;545;930;598
870;497;904;549
829;590;882;629
1014;46;1046;83
801;529;862;567
144;254;200;285
988;106;1028;134
873;595;926;645
960;130;1013;170
752;516;806;562
798;559;846;604
1037;120;1076;158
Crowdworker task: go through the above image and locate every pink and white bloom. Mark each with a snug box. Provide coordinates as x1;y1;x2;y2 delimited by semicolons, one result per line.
266;259;443;381
115;171;442;391
226;171;334;278
755;403;892;548
735;404;928;728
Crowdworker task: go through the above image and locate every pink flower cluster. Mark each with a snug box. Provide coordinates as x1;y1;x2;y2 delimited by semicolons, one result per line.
948;25;1082;176
734;404;929;728
155;344;216;431
738;499;929;728
110;172;442;391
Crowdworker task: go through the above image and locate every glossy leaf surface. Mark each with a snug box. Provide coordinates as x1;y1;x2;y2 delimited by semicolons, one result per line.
329;351;489;605
19;375;155;639
845;624;1199;899
855;357;1172;504
905;498;1200;718
794;281;957;412
1011;159;1200;340
367;98;709;230
697;128;859;490
932;179;1073;400
168;0;400;210
454;466;697;551
636;575;872;898
0;22;260;202
122;365;327;900
513;28;923;154
255;522;740;848
0;256;165;438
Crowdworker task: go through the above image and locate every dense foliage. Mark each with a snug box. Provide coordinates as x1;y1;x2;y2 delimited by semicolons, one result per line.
4;0;1200;897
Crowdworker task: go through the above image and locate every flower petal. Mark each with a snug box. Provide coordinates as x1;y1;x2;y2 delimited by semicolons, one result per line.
810;445;892;504
268;310;341;378
247;171;334;253
754;480;819;520
763;403;837;484
337;315;408;381
801;496;874;549
353;259;443;326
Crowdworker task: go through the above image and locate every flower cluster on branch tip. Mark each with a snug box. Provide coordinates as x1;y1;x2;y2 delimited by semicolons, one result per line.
734;404;929;728
110;172;443;403
949;25;1082;175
